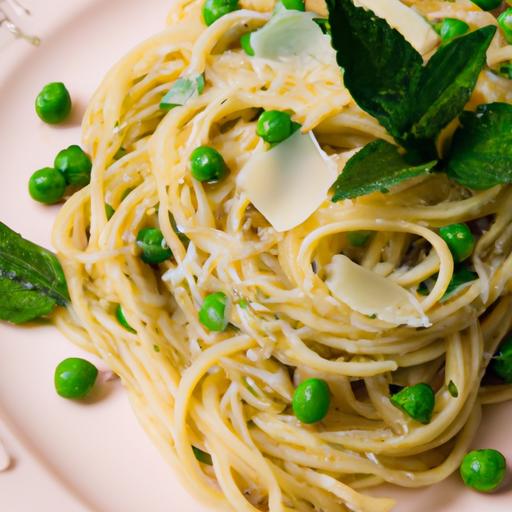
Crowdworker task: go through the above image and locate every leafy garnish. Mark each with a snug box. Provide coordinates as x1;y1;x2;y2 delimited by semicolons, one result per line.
332;140;436;201
446;103;512;189
160;75;205;111
0;222;69;324
326;0;422;141
192;446;213;465
441;267;478;302
326;0;495;156
417;266;478;302
406;26;496;155
448;380;459;398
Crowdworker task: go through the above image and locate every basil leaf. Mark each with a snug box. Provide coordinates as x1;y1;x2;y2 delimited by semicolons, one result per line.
326;0;422;140
446;103;512;189
0;222;69;323
0;279;57;324
332;140;436;201
441;267;478;302
406;26;496;155
160;75;205;111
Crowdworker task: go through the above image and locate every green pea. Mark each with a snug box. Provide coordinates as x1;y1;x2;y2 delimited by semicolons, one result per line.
54;357;98;399
390;383;435;424
498;8;512;44
202;0;239;26
470;0;501;10
136;227;173;264
491;336;512;383
439;223;475;263
292;378;331;424
54;145;92;188
281;0;305;11
256;110;293;144
35;82;72;124
28;167;66;204
116;304;136;333
347;230;373;247
199;292;229;331
434;18;470;44
240;32;255;56
190;146;228;182
460;449;507;492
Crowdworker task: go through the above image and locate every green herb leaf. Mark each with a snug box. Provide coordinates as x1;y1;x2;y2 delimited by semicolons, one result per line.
160;75;205;111
446;102;512;189
326;0;422;140
448;380;459;398
192;446;213;465
406;26;496;155
441;267;478;302
326;0;495;157
332;140;436;201
0;222;69;323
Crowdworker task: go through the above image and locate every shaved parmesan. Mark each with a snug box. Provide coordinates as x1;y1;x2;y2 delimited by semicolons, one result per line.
325;255;430;327
356;0;439;55
250;9;334;62
237;130;338;232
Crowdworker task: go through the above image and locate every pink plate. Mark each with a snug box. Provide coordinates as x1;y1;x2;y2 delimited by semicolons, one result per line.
0;1;510;511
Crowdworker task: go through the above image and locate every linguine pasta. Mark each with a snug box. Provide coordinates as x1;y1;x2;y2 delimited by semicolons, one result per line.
51;0;512;510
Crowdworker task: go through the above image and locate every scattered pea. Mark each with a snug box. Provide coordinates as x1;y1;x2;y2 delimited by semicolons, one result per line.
136;227;173;264
54;145;92;188
460;449;507;492
434;18;470;44
439;223;475;263
292;378;331;424
35;82;72;124
199;292;229;331
28;167;66;204
256;110;293;144
190;146;228;182
54;357;98;399
202;0;239;26
390;383;435;424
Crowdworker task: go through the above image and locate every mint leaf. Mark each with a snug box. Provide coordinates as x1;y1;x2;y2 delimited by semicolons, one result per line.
446;103;512;189
326;0;495;157
406;26;496;154
0;279;57;324
331;140;436;201
441;267;478;302
326;0;422;140
160;75;205;111
0;222;69;324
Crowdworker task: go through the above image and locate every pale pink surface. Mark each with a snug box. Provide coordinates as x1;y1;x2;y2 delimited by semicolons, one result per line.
0;1;510;511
